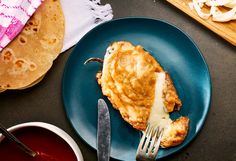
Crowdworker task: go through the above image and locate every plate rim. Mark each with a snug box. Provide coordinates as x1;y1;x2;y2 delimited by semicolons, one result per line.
62;17;212;160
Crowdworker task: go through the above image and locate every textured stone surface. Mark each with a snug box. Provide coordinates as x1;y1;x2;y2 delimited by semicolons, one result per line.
0;0;235;161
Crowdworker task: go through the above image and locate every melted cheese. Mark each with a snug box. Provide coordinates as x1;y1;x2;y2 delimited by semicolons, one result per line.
148;72;172;130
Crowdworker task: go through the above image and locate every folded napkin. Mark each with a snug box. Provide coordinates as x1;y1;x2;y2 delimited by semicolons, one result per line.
0;0;113;52
0;0;42;51
61;0;113;52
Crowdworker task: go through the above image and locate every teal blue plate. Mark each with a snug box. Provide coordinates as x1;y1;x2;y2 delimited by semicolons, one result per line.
62;18;211;161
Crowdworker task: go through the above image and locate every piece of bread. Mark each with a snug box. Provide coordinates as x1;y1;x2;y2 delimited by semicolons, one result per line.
0;0;65;90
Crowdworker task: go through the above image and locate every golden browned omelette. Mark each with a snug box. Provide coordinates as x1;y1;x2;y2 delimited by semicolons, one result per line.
0;0;64;91
96;41;189;148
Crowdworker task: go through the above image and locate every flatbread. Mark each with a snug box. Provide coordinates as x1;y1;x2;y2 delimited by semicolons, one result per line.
97;41;182;130
97;41;189;148
18;74;46;90
0;74;45;93
0;0;64;90
0;88;6;93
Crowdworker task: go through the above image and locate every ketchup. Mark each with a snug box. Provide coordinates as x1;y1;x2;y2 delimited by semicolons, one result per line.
0;127;77;161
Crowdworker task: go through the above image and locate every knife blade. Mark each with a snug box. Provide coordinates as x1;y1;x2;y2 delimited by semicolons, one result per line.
97;99;111;161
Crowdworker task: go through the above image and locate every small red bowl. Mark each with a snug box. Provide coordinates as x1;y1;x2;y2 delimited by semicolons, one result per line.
0;122;84;161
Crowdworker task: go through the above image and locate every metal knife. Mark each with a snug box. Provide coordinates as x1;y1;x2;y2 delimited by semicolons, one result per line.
97;99;111;161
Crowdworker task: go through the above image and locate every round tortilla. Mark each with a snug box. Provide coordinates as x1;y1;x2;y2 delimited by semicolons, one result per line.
0;74;45;93
0;0;64;90
18;74;46;90
0;88;6;93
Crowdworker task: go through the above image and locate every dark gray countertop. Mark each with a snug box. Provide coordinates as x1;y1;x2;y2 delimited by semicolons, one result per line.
0;0;235;161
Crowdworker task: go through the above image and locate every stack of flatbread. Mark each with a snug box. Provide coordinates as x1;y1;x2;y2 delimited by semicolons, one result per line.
0;0;65;92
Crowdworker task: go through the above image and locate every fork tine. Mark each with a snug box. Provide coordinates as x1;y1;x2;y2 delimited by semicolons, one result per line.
147;127;159;155
142;126;153;152
137;124;150;152
136;126;164;161
152;128;164;157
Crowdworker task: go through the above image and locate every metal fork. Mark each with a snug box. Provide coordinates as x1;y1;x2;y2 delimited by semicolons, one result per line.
136;124;164;161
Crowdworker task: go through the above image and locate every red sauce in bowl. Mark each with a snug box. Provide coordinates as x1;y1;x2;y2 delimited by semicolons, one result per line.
0;127;77;161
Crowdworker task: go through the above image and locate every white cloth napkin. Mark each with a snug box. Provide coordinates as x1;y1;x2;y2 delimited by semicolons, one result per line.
60;0;113;52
